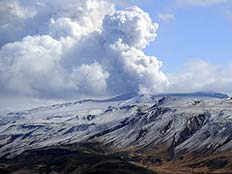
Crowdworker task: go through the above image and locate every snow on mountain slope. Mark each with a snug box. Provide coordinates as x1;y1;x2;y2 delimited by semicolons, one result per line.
0;93;232;159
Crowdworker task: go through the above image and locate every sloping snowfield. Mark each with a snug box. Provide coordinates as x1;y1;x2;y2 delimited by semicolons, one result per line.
1;92;232;158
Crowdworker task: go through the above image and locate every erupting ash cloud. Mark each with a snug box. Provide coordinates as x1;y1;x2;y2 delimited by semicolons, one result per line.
0;0;169;99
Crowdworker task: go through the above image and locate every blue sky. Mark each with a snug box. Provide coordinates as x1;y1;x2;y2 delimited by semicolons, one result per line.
119;0;232;73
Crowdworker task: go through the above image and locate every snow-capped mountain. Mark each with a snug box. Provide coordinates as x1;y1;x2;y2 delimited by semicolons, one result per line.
0;92;231;160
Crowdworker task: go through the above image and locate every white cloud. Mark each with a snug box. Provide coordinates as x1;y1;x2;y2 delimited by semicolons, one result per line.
158;12;175;22
0;0;34;25
100;6;168;94
71;62;109;96
0;0;114;47
0;35;64;96
0;35;111;98
0;0;35;46
102;6;159;49
0;0;169;99
41;0;114;30
104;40;168;94
168;60;232;93
0;0;231;105
49;18;91;39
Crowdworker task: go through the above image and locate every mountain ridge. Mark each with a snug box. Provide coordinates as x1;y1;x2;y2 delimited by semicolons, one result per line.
1;92;232;173
5;91;229;115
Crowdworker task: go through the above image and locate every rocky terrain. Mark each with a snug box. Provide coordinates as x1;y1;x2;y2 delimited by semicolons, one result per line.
1;92;232;174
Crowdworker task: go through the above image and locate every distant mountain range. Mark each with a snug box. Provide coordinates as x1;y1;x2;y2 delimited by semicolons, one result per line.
0;92;232;174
